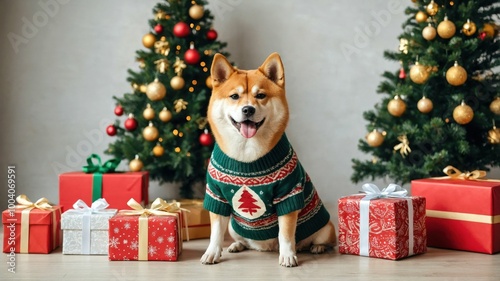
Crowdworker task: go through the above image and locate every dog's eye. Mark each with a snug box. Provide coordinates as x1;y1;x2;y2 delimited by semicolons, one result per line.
229;94;239;100
255;93;267;99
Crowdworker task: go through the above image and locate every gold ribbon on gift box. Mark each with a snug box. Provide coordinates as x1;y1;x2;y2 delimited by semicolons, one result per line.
119;198;188;260
426;166;500;225
15;195;59;253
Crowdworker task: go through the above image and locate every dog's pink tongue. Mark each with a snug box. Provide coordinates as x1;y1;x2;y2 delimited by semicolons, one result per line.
240;122;257;138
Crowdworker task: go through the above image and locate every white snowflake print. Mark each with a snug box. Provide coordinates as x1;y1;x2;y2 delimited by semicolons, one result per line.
167;235;175;243
130;240;138;250
113;227;120;234
231;189;234;193
148;245;157;256
123;239;128;244
157;236;164;244
259;191;264;195
124;222;131;230
152;231;157;237
109;237;120;248
164;247;175;258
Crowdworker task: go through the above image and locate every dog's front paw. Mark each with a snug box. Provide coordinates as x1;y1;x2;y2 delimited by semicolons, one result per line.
279;253;298;267
200;245;223;264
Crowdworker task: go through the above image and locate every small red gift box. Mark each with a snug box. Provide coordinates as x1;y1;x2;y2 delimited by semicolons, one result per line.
59;171;149;212
108;198;182;261
2;195;62;254
338;184;427;260
412;173;500;254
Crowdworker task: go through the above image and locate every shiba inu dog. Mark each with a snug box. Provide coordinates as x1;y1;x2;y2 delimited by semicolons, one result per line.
201;53;336;267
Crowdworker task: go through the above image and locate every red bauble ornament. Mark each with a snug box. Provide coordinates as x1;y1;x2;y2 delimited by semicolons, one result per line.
154;24;163;34
399;68;406;79
114;105;124;116
184;44;200;65
173;22;190;37
199;129;214;146
206;29;218;40
124;114;138;131
478;32;487;40
106;124;117;136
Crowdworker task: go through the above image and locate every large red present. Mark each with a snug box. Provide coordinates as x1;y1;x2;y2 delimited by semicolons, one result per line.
59;154;149;212
2;195;61;254
338;184;427;260
108;198;182;261
411;167;500;254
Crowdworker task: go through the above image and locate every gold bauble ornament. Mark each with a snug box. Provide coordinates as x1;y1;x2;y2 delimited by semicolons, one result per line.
481;23;496;38
446;61;467;86
206;76;213;89
417;96;434;114
143;122;159;141
142;33;156;48
189;4;204;20
409;62;430;84
139;84;147;93
437;16;456;39
490;97;500;115
453;101;474;125
387;95;407;117
170;75;185;90
159;107;172;122
129;155;143;172
365;129;385;147
426;0;439;16
462;19;477;36
415;11;428;23
146;78;166;101
422;24;437;40
153;143;165;156
143;104;155;120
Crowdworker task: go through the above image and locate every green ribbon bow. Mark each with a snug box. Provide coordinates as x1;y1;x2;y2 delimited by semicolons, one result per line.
82;154;121;201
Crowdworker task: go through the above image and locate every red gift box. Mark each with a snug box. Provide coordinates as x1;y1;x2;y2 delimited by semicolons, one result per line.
2;197;61;254
59;171;149;212
411;177;500;254
338;189;427;260
108;199;182;261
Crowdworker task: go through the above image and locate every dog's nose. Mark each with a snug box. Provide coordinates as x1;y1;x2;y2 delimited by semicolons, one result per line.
242;106;255;117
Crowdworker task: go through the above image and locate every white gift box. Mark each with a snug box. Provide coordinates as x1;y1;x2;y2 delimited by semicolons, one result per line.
61;199;117;255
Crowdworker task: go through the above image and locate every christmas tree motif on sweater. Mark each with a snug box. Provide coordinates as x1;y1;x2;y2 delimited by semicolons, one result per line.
232;185;266;219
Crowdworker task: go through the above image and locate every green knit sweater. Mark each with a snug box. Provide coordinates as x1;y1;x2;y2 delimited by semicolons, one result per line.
204;135;330;241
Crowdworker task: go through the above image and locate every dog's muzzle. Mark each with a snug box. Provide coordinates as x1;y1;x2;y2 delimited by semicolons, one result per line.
230;116;265;139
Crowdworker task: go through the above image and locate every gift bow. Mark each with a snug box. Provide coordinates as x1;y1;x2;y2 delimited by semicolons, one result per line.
120;198;185;217
361;183;408;199
443;165;487;180
82;154;121;174
16;194;53;210
68;198;115;214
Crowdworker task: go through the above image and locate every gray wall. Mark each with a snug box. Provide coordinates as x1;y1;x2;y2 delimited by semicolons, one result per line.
1;0;498;222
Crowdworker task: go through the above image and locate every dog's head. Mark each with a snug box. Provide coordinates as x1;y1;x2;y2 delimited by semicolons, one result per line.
207;53;289;162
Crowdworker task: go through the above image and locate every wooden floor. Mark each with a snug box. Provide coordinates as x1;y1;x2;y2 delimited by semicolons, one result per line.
1;234;499;281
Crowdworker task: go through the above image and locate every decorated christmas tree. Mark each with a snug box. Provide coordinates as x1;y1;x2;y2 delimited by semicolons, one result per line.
105;0;229;198
352;0;499;184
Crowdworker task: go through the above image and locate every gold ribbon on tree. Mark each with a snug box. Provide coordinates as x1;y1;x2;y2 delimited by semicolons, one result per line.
119;198;189;260
154;58;169;73
442;165;487;180
154;36;170;56
15;195;58;253
173;57;187;76
393;134;411;157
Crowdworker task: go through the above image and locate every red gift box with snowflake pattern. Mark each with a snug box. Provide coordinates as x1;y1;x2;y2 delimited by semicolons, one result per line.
108;213;182;261
338;194;427;260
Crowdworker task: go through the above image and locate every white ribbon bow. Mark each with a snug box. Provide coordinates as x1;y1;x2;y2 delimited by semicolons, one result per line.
359;183;414;257
361;183;408;199
66;198;116;254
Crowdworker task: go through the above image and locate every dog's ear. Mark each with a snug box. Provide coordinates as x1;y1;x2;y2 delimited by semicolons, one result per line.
211;53;234;87
258;52;285;88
